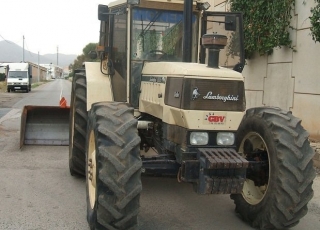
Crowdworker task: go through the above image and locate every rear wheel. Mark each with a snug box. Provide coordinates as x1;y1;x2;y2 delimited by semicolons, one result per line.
231;107;316;229
69;70;87;176
86;102;142;230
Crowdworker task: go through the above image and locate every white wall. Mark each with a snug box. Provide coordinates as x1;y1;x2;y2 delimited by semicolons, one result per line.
212;0;320;140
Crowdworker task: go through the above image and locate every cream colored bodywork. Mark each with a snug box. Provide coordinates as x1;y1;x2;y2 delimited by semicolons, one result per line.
109;0;206;8
85;62;113;111
139;62;245;130
94;1;245;131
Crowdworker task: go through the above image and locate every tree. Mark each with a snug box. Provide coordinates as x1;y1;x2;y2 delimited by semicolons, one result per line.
310;0;320;42
69;43;99;77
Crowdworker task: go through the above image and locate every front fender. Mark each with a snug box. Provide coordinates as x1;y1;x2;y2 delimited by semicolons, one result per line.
84;62;113;111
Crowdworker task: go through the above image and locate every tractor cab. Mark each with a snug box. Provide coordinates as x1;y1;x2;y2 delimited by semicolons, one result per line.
96;1;244;106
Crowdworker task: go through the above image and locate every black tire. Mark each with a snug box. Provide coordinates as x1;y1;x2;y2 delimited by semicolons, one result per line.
69;70;87;176
231;107;316;229
86;102;142;230
7;88;10;93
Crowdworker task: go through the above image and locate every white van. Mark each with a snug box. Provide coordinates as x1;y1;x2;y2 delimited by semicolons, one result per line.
7;63;32;93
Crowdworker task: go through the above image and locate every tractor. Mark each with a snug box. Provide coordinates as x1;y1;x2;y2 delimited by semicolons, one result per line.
68;0;316;229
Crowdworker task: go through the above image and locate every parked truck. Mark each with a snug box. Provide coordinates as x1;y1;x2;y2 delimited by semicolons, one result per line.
6;62;32;93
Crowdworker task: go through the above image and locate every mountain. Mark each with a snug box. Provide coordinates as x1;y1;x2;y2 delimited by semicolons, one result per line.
0;40;77;68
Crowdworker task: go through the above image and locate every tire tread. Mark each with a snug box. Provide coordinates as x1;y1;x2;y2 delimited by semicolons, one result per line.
231;106;315;229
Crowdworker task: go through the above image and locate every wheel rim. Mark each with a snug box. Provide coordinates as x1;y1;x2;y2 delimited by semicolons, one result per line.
238;132;270;205
88;130;97;209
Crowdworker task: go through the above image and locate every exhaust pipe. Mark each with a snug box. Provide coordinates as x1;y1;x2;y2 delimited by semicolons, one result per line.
202;33;227;68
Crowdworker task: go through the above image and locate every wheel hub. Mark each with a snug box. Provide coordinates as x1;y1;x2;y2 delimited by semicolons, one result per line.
88;131;97;209
239;132;270;205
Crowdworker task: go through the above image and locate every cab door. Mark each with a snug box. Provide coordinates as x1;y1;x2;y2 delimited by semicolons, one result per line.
109;6;128;102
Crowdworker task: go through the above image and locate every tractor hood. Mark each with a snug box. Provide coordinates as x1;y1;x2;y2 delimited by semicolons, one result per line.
142;62;243;80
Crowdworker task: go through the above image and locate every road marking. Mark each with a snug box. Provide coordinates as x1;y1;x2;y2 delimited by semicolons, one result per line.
0;108;11;119
60;79;63;100
0;109;21;125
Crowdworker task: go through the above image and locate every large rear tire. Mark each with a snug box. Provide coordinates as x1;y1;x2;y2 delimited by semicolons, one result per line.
231;107;316;229
69;70;87;176
86;102;142;230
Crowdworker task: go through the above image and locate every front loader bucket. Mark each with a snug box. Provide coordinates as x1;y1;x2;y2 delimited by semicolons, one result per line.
20;106;70;148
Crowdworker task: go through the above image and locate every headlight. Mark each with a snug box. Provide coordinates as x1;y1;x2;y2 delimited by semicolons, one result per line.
7;82;13;85
217;132;235;146
190;132;208;145
22;82;28;85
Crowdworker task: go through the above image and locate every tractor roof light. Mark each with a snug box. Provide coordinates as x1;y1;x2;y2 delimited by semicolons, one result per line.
196;2;211;11
127;0;140;5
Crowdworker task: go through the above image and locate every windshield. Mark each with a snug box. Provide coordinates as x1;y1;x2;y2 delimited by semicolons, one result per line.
131;8;198;62
8;71;28;78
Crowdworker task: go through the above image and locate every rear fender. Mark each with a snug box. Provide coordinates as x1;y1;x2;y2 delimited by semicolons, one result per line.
84;62;113;111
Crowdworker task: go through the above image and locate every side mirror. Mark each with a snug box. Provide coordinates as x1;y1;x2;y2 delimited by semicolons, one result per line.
89;50;98;60
225;15;237;31
98;5;109;21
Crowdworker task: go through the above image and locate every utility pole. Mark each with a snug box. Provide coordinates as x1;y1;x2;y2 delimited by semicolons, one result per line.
57;46;59;66
23;35;25;62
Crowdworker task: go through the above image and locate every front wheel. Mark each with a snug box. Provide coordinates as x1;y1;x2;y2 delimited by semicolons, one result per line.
86;102;142;230
231;107;316;229
69;71;87;176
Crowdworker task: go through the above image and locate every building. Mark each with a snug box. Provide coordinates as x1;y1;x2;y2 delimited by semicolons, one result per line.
28;62;48;82
211;0;320;140
40;64;63;80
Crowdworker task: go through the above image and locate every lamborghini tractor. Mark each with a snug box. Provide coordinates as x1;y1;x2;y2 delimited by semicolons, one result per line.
66;0;315;229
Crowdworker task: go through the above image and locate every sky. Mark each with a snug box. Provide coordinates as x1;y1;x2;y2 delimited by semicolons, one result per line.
0;0;114;55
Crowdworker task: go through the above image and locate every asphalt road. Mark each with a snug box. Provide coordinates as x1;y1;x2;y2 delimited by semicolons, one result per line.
0;79;319;230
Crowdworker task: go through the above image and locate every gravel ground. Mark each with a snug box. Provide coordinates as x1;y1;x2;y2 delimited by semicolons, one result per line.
0;81;48;108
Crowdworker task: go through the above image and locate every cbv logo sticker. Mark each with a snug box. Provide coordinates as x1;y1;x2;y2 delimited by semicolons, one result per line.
204;112;227;125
